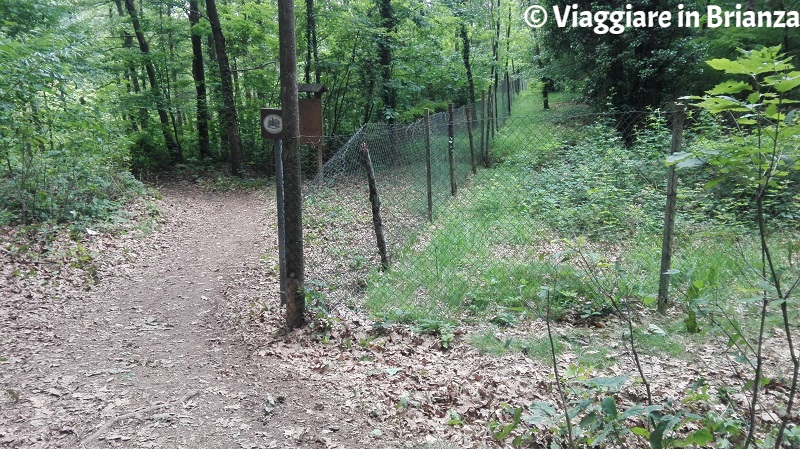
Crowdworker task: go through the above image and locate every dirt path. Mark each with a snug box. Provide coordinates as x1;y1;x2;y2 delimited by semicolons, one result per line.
1;186;387;449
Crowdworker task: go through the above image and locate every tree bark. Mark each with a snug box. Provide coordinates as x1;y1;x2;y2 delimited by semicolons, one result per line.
278;0;305;329
459;23;476;105
188;0;210;160
123;0;182;164
377;0;397;123
304;0;320;84
206;0;243;175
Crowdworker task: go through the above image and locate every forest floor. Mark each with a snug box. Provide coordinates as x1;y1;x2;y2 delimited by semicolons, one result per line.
1;183;534;449
1;183;794;449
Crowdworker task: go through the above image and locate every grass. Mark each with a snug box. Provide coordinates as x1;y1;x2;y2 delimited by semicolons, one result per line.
359;89;800;379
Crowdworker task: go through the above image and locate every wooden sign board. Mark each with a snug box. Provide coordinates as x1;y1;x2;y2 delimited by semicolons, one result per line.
299;99;322;145
261;108;282;140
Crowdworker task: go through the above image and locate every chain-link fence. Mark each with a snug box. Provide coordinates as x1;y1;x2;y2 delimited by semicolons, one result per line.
300;88;798;324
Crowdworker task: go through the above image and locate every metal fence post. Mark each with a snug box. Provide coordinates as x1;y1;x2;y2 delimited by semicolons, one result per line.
658;102;686;315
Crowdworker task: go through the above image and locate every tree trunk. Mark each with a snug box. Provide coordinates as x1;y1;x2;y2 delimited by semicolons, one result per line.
207;33;227;159
304;0;320;84
459;23;476;105
278;0;305;329
377;0;397;124
189;2;210;160
206;0;243;175
123;0;181;164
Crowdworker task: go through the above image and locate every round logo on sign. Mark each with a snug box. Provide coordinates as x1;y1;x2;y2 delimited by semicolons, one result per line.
263;114;283;134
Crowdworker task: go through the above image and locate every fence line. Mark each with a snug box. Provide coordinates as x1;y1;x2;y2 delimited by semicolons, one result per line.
298;88;767;323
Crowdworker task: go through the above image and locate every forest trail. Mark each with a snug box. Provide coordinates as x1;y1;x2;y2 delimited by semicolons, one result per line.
1;185;381;449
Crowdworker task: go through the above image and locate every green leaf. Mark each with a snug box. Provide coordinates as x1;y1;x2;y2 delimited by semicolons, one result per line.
706;80;751;95
695;96;749;113
384;367;402;376
666;151;692;165
684;309;701;334
650;414;681;449
764;71;800;93
585;375;628;391
446;409;463;425
579;411;600;428
706;58;749;75
681;428;713;446
631;426;651;438
619;404;645;420
601;396;618;419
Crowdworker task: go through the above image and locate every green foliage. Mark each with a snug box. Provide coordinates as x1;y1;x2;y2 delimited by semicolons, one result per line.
0;15;144;225
518;118;668;240
533;0;703;111
129;129;171;175
494;369;667;447
674;46;800;202
672;45;800;449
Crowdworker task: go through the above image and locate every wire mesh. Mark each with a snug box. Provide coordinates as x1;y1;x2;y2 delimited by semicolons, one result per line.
299;88;776;323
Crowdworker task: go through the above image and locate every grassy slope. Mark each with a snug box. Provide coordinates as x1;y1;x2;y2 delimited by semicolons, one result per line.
365;90;797;358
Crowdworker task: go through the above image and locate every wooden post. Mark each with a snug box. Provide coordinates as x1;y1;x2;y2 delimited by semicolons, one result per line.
360;141;389;270
274;140;287;306
424;108;433;222
658;103;685;315
278;0;305;328
316;142;323;176
466;107;476;175
487;89;494;148
493;85;499;134
506;74;512;117
448;103;457;196
480;91;486;167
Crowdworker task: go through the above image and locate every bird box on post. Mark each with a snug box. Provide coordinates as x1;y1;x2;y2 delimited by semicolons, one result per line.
297;83;327;174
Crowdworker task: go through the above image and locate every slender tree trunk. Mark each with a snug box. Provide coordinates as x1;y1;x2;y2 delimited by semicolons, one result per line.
206;0;243;175
207;34;227;159
505;3;512;115
304;0;320;84
114;0;147;130
123;0;182;164
377;0;397;124
330;38;358;135
459;23;476;105
362;60;376;125
188;0;210;160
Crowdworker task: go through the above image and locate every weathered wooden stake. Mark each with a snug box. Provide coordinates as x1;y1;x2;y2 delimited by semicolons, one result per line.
360;141;389;270
658;103;686;315
424;108;433;223
466;107;476;175
448;103;457;196
487;89;494;149
480;91;486;166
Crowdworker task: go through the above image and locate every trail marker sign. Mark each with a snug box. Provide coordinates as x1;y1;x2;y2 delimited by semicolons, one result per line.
261;108;283;140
